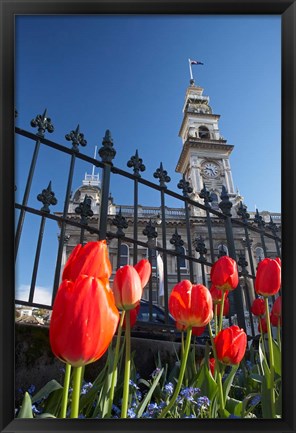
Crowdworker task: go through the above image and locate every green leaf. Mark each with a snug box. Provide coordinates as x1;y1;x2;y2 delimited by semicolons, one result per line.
222;364;239;401
272;339;281;377
136;368;163;418
226;397;243;416
43;388;63;417
195;362;218;403
17;392;34;418
275;382;282;417
31;379;63;404
36;413;57;418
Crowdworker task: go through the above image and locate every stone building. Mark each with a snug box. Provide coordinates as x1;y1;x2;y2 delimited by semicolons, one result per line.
55;80;281;315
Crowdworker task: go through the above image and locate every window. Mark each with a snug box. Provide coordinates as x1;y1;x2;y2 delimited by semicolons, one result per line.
199;126;210;139
218;243;228;257
119;243;129;267
255;247;264;263
177;246;187;270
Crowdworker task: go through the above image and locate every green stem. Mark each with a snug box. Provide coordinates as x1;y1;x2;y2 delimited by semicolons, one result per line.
264;297;276;418
259;318;267;358
214;304;218;336
181;330;184;360
107;311;125;418
60;363;71;418
70;366;83;418
277;320;281;351
158;327;192;418
121;310;131;418
208;323;225;415
219;292;226;333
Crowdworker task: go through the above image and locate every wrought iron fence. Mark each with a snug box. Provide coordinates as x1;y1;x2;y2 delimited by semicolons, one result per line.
15;111;281;339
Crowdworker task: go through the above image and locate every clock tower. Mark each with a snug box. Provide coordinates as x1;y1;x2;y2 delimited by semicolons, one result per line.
176;80;242;215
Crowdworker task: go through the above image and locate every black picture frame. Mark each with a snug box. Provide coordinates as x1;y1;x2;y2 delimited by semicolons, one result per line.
0;1;295;432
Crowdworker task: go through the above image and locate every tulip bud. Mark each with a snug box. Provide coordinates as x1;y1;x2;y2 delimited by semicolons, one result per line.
134;259;151;289
113;265;142;311
210;256;239;291
169;280;213;328
251;297;266;316
214;325;247;365
255;258;281;297
258;316;268;334
62;241;112;283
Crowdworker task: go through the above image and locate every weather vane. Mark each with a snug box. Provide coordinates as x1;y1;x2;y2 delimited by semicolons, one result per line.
188;58;204;84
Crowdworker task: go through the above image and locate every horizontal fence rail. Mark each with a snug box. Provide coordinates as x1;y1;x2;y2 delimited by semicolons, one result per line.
15;114;281;340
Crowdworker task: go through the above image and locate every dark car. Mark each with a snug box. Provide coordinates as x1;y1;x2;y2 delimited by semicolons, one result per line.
131;300;210;344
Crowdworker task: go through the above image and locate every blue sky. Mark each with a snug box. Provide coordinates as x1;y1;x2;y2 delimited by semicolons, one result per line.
15;15;281;305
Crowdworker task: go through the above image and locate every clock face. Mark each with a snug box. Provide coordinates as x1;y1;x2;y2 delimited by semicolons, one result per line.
202;162;219;178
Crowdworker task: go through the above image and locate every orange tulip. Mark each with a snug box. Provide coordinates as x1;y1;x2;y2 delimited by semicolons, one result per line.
251;297;266;317
50;275;119;367
214;325;247;365
255;258;281;297
62;241;112;285
113;265;142;310
169;280;213;328
134;259;151;289
210;256;239;291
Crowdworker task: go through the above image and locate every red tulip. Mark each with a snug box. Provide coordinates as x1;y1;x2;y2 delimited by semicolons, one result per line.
255;258;281;297
216;297;230;317
210;256;239;291
134;259;151;289
62;241;112;285
176;321;186;331
192;325;206;337
214;325;247;365
113;265;142;310
169;280;213;328
209;357;216;376
258;316;268;334
270;296;282;326
270;312;282;327
251;297;266;316
50;275;119;367
271;296;281;317
210;285;228;304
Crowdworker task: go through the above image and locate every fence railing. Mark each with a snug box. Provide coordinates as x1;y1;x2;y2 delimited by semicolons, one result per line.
15;113;281;339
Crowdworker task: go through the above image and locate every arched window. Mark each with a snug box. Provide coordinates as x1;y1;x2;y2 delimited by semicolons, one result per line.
177;246;187;270
218;243;228;257
255;247;264;263
199;126;210;139
119;243;129;267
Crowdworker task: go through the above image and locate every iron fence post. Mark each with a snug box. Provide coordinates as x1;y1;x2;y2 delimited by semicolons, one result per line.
219;186;246;332
98;130;116;241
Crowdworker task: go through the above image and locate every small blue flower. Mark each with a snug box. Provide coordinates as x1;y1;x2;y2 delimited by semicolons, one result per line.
27;384;35;395
183;414;197;418
78;414;86;419
127;408;136;418
164;382;174;395
245;360;253;370
112;404;121;415
129;379;139;390
150;368;161;379
228;414;241;418
196;396;210;408
148;402;159;411
136;390;142;401
32;404;43;415
250;395;261;406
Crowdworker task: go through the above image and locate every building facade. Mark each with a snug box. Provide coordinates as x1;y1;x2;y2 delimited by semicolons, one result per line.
56;80;281;325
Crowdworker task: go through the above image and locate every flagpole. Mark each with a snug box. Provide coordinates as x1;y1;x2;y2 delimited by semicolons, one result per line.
188;58;193;81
